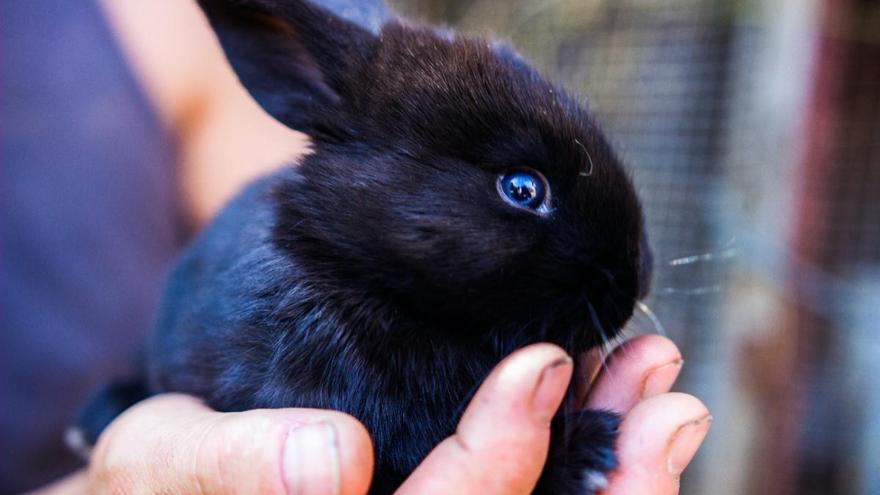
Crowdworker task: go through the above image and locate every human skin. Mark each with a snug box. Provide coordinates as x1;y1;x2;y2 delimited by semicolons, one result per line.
97;0;309;229
35;335;709;495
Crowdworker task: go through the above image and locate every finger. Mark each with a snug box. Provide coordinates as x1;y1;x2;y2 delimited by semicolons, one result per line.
88;394;373;495
397;343;572;495
585;335;683;413
603;393;711;495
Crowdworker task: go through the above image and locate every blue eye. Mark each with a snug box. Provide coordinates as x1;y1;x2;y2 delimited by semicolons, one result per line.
498;170;548;211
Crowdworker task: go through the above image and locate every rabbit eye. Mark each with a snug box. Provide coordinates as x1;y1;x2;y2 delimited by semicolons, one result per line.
497;170;549;211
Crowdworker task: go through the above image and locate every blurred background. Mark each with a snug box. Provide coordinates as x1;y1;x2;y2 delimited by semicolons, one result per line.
387;0;880;493
3;0;878;493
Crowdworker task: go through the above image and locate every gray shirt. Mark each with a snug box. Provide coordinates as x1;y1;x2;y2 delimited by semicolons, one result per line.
1;1;183;490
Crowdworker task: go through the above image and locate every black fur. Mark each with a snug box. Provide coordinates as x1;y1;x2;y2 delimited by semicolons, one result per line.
76;1;652;493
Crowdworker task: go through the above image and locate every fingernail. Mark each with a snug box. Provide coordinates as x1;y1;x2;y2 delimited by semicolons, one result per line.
283;421;341;495
532;355;573;424
641;359;683;399
667;414;712;478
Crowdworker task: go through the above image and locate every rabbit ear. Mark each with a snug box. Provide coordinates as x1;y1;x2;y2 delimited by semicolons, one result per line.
197;0;379;132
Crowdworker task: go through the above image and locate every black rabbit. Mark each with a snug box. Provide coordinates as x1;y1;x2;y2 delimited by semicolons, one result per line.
74;0;653;493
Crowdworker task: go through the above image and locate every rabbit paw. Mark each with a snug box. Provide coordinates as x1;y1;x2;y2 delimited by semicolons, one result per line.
534;409;620;495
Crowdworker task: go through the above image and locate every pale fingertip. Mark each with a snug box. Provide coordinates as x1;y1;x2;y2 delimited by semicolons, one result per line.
640;359;683;400
586;335;683;413
666;414;712;478
287;413;374;495
465;343;570;426
605;393;710;495
283;422;341;495
607;335;682;374
532;356;574;424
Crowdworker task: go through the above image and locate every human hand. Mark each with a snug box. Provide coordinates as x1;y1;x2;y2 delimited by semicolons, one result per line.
397;335;710;494
580;335;711;494
37;336;707;495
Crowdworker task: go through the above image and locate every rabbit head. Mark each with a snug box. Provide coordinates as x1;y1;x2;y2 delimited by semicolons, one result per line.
198;0;652;346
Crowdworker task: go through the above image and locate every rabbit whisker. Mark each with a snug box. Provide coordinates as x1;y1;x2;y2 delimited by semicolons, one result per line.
666;237;738;267
634;300;667;337
575;139;595;177
586;299;614;379
656;285;722;296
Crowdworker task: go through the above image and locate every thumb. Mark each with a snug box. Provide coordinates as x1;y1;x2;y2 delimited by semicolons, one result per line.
397;343;572;495
88;394;373;495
